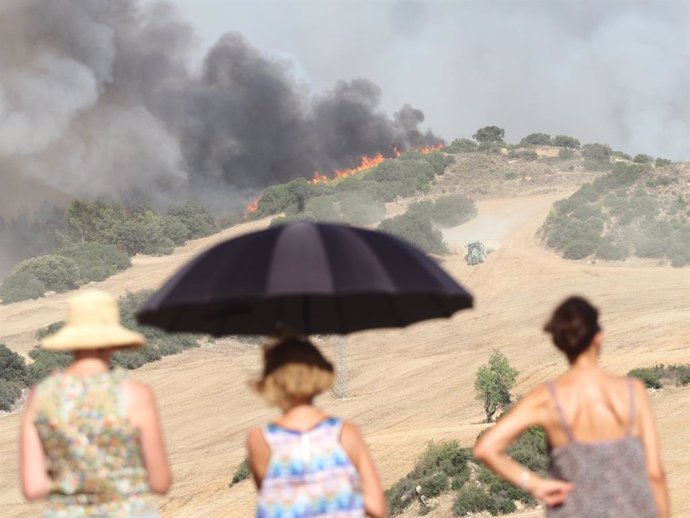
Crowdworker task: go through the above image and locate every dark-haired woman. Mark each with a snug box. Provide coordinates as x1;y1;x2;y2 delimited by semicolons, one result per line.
473;296;669;517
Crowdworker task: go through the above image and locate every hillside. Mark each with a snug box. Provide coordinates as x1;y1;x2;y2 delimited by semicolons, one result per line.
0;187;688;517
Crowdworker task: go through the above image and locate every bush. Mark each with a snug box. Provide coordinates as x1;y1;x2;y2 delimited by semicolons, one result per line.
582;143;612;161
633;154;652;164
387;441;472;515
558;148;575;160
452;485;493;515
445;138;478;153
508;149;539;161
432;195;477;228
26;348;72;385
378;211;448;255
56;242;131;283
338;191;386;225
519;133;551;146
0;379;23;411
0;344;27;384
628;368;662;389
655;158;672;167
165;202;217;239
10;255;80;294
303;196;342;222
551;135;580;149
0;270;47;303
229;459;251;486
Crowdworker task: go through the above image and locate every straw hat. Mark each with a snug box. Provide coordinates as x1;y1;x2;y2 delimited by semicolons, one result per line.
41;290;146;351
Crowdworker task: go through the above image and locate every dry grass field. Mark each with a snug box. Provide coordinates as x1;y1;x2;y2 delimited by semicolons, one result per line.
1;188;688;517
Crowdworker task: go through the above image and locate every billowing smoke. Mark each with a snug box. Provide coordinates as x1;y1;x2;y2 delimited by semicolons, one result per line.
0;0;439;207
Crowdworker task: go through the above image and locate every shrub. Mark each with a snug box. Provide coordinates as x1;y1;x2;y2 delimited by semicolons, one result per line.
378;211;448;255
113;212;175;256
303;196;342;222
508;149;539;161
11;255;80;293
551;135;580;149
256;178;310;216
160;215;191;245
338;192;386;225
445;138;478;153
582;143;612;161
628;368;662;389
0;344;27;384
26;348;72;385
633;154;652;164
229;459;251;486
519;133;551;146
0;270;47;303
558;148;575;160
655;158;672;167
56;242;131;283
0;379;23;411
387;441;472;515
432;195;477;228
165;202;217;239
452;485;493;515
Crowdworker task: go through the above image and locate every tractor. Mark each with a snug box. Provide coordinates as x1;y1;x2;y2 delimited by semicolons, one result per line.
465;241;487;265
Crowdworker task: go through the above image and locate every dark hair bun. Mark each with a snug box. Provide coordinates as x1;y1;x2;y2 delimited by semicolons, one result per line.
544;296;600;361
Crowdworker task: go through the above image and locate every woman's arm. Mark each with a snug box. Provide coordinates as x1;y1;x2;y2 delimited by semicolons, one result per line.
246;427;270;489
126;381;172;494
20;388;51;500
340;421;387;518
473;385;574;506
633;379;670;518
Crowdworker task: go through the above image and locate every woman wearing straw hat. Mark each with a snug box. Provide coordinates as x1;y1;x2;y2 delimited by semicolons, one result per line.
20;289;172;517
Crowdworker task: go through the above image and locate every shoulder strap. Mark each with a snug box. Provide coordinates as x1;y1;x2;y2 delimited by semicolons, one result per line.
546;381;575;442
626;377;636;436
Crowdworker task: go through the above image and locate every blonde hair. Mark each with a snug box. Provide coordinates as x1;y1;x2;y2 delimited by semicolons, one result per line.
252;337;335;409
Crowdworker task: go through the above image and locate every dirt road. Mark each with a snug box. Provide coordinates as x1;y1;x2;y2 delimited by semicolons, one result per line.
1;191;688;517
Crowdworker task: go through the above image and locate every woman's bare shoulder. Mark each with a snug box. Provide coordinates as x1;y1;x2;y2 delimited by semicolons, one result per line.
122;379;155;407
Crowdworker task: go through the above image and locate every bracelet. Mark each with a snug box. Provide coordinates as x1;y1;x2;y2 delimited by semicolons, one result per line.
519;468;530;491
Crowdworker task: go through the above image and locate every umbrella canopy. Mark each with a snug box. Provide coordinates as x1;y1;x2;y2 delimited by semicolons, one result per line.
136;221;473;336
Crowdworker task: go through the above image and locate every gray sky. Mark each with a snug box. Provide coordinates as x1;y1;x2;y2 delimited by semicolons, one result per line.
171;0;690;159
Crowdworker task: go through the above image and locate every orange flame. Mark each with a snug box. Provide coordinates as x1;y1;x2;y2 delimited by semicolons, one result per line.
417;144;444;154
243;144;444;212
309;152;386;185
245;195;260;214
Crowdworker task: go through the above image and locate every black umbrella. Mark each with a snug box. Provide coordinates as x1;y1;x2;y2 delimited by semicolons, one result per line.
136;221;473;336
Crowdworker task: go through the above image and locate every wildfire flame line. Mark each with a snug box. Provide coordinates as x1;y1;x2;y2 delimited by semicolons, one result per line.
245;144;444;214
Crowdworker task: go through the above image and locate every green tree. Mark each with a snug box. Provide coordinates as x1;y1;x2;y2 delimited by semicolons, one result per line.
582;143;612;160
551;135;580;149
519;133;551;146
0;344;27;384
472;126;505;145
633;154;652;164
655;158;672;167
474;350;518;422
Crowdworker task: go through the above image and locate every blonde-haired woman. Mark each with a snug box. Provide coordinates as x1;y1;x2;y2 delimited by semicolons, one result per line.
246;336;386;518
20;290;171;517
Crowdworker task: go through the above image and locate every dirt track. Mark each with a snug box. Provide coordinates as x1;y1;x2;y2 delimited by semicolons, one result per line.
1;190;688;517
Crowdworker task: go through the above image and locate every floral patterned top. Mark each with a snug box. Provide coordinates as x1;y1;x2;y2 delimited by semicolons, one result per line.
257;417;364;518
33;368;157;517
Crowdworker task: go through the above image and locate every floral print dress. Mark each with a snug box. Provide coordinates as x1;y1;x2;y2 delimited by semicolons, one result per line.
33;368;157;517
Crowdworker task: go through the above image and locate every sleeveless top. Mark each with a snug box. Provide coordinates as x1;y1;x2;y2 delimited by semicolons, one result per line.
545;379;656;518
33;368;157;517
257;417;365;518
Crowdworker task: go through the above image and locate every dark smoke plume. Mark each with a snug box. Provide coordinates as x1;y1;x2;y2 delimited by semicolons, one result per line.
0;0;439;207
